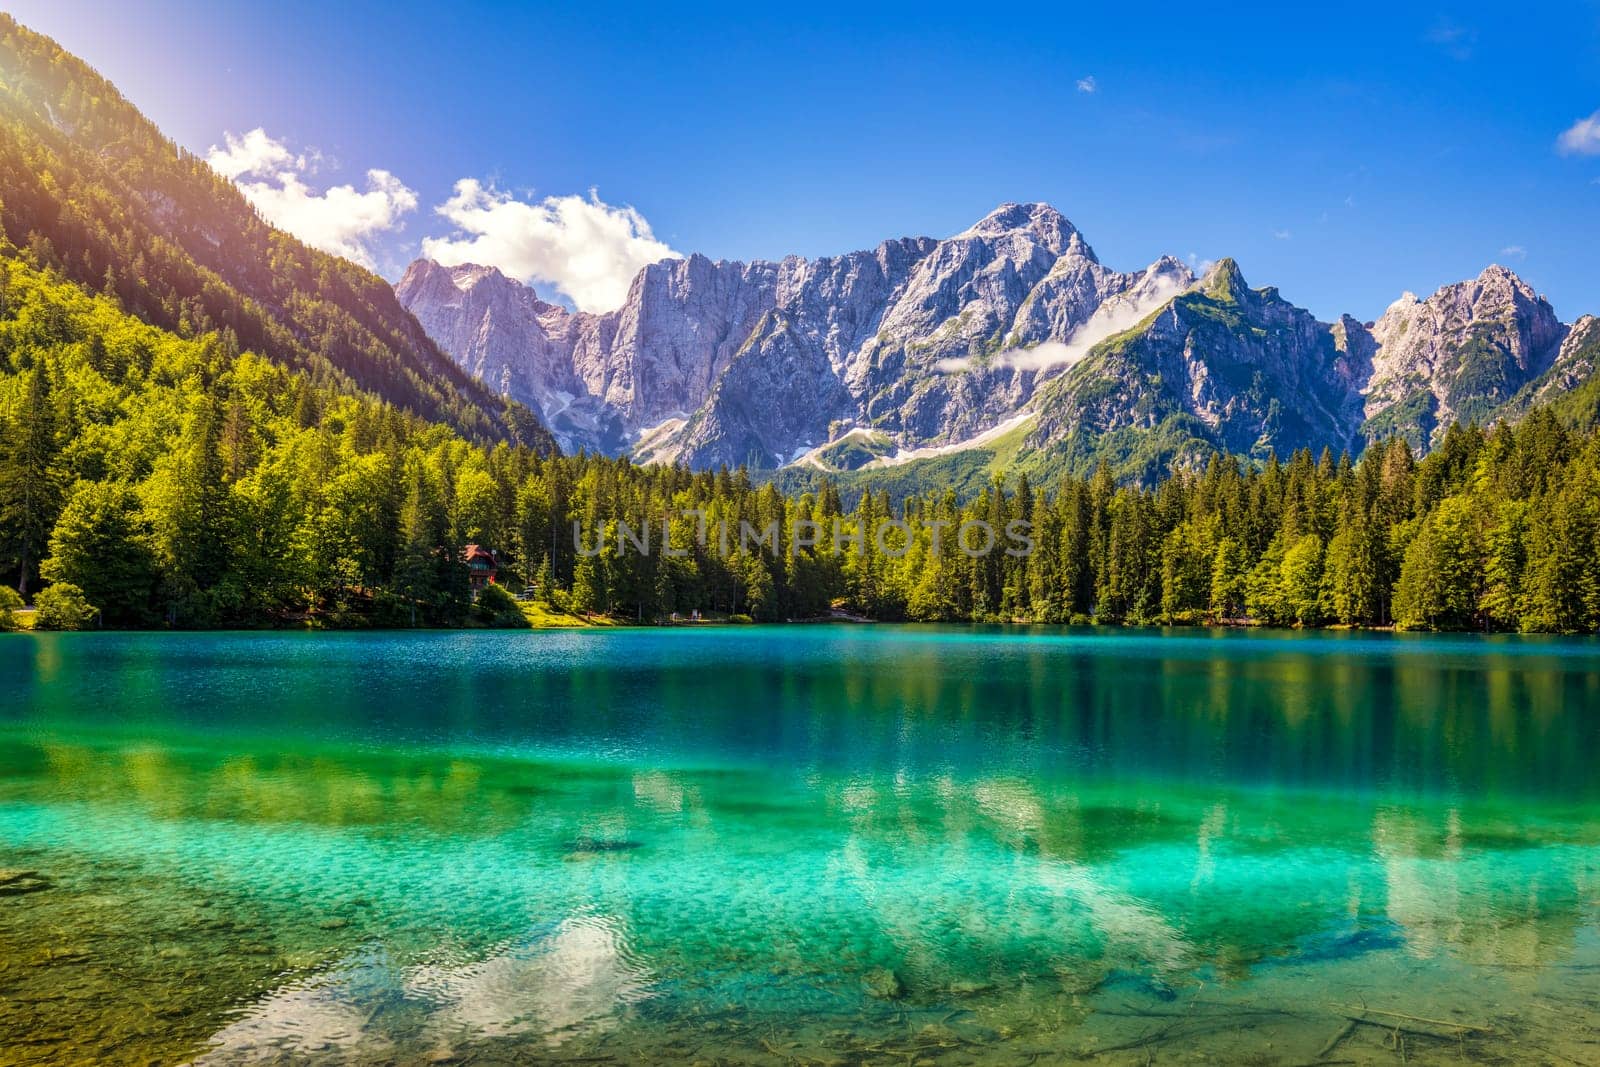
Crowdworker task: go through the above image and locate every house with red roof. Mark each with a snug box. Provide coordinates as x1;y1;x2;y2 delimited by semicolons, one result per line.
464;544;498;592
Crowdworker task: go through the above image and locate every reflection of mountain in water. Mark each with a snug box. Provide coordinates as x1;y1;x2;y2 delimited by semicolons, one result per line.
197;917;654;1060
5;630;1600;1065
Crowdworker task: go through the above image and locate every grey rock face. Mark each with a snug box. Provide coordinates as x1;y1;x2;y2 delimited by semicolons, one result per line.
397;208;1591;471
1020;256;1590;476
1028;260;1366;466
394;260;624;451
1361;265;1568;449
1498;315;1600;419
397;203;1191;466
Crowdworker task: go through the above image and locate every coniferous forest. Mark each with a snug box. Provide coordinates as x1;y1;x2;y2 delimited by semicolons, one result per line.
3;247;1600;634
2;12;1599;635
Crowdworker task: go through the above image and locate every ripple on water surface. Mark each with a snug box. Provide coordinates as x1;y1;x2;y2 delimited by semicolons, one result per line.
2;627;1599;1064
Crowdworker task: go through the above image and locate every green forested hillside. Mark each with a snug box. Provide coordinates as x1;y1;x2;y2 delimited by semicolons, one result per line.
0;255;524;620
0;13;548;447
4;250;1600;633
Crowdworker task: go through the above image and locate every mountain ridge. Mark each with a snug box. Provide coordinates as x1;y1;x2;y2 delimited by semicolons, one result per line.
398;203;1198;466
399;209;1586;478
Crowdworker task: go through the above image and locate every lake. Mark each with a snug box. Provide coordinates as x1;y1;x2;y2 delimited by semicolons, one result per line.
2;627;1599;1064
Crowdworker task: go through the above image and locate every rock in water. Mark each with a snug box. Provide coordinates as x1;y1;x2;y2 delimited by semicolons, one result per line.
862;966;906;1000
0;869;53;896
563;837;644;855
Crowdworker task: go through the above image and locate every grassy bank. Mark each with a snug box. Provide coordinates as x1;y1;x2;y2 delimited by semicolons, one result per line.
519;601;624;628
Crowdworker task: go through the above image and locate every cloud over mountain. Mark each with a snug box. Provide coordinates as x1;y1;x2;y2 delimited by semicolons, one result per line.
421;182;680;313
206;128;418;269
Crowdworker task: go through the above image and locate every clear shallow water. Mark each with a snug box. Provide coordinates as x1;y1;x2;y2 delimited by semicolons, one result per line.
1;627;1598;1065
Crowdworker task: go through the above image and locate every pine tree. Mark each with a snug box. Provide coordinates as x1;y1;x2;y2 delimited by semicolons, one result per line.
1210;537;1248;620
1478;501;1528;631
0;364;64;597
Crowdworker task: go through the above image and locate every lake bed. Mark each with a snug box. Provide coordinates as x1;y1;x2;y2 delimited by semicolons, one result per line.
2;627;1598;1064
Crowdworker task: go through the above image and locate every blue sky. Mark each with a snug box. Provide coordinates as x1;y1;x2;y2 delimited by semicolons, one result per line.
8;0;1600;320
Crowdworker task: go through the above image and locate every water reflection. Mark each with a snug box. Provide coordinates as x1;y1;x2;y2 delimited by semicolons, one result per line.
2;629;1599;1064
7;628;1600;802
195;917;654;1061
406;917;653;1043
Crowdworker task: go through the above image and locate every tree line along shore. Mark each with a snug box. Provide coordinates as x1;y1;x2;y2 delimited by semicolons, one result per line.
3;254;1599;635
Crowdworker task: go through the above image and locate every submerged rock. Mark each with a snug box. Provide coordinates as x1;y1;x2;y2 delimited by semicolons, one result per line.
0;869;52;896
947;978;996;996
563;837;644;855
862;966;906;1000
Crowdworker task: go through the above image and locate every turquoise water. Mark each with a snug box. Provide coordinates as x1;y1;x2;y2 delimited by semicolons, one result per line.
2;627;1599;1064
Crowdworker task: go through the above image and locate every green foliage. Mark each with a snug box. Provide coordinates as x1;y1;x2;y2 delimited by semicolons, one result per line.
1280;534;1326;626
1393;497;1482;630
1447;333;1515;424
32;580;96;630
41;480;159;625
0;363;65;596
1360;389;1437;452
811;431;894;471
472;582;529;628
0;584;22;629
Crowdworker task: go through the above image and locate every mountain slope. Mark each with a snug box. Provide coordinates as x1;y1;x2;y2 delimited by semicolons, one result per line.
403;198;1593;483
789;265;1595;495
1497;314;1600;426
1362;265;1567;448
1025;259;1368;478
0;13;550;448
399;203;1192;464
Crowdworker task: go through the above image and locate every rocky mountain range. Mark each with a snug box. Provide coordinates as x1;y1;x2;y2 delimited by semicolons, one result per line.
397;203;1590;477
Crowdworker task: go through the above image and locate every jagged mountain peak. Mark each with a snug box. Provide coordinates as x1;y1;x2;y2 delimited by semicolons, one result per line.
1148;254;1190;276
1377;263;1555;330
449;262;512;293
1475;262;1531;284
401;258;511;295
958;202;1081;254
396;258;567;320
1387;263;1544;320
1199;257;1249;299
1384;291;1421;317
396;207;1594;478
1451;262;1541;304
1363;262;1568;449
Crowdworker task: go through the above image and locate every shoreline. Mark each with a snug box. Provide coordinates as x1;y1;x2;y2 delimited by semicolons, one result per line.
3;619;1564;640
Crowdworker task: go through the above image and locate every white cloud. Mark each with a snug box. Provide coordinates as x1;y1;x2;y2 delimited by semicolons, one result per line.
207;127;302;180
421;181;680;313
1076;75;1097;94
938;274;1184;375
1557;111;1600;156
1273;229;1292;240
207;128;416;269
1499;245;1528;260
